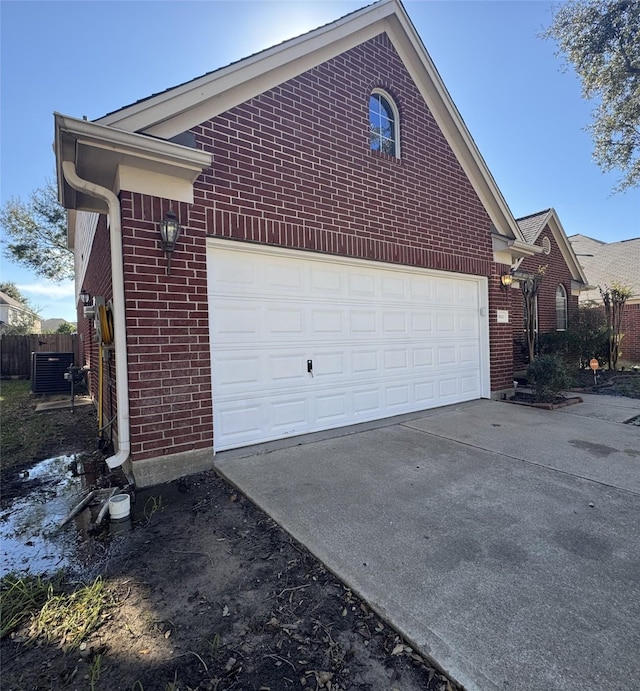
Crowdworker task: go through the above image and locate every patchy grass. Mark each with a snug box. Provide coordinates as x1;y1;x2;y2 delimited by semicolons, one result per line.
0;572;113;651
30;576;113;651
0;379;98;500
0;572;59;638
0;379;51;473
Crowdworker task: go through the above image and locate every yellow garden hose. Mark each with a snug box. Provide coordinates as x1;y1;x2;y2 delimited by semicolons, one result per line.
98;303;114;346
98;343;103;436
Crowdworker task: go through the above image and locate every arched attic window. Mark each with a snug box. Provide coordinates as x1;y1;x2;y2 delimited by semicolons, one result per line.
556;284;568;331
369;89;400;157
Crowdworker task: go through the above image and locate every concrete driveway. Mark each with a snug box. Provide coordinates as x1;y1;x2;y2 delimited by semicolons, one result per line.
215;393;640;690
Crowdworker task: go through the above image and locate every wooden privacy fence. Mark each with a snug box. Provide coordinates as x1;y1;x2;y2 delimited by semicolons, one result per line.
0;334;79;378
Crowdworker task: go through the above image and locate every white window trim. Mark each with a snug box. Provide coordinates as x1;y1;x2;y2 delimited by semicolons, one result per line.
370;88;400;158
556;284;568;331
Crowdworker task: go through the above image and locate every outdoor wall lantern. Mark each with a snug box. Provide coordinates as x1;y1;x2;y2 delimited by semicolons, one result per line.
159;210;182;274
500;272;514;292
79;287;91;306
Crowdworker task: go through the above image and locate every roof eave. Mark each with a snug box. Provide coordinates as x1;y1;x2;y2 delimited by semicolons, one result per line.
54;113;212;215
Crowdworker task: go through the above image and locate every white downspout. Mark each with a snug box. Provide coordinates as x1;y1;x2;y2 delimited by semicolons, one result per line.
62;161;130;471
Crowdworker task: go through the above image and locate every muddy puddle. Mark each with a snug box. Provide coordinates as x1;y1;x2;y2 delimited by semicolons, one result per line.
0;454;127;577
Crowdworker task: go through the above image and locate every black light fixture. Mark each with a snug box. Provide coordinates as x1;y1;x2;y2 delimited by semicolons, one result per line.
79;287;91;306
159;210;182;274
500;272;513;292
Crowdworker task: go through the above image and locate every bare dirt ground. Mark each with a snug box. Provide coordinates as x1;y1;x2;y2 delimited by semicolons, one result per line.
1;384;461;691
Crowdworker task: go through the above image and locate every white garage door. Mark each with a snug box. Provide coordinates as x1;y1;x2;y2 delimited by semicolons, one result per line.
207;239;489;451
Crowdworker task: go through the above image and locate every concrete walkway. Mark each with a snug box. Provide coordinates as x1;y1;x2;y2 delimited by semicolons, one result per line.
215;395;640;691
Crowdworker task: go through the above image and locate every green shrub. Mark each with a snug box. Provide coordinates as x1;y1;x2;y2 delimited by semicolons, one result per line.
567;305;608;369
526;355;574;403
537;331;570;357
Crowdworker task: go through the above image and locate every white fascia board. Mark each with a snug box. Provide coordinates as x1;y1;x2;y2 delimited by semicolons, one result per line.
96;0;397;135
56;114;211;172
384;8;522;242
545;209;589;284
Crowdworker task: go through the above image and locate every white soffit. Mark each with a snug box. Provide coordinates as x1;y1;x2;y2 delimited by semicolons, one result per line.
55;113;211;212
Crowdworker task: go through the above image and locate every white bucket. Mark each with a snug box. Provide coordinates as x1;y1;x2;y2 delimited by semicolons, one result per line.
109;493;131;521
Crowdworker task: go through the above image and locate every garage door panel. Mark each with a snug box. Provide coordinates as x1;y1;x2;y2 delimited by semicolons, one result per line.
383;311;407;332
412;313;433;332
217;354;261;387
386;384;410;408
208;242;488;451
312;309;343;333
353;388;380;414
460;345;480;365
311;267;343;294
415;380;436;403
271;398;307;430
461;375;480;393
214;304;260;334
349;272;376;295
436;313;456;332
315;393;348;422
413;347;434;368
352;350;378;374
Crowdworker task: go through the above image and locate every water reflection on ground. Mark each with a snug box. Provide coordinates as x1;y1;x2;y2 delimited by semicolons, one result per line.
0;455;116;577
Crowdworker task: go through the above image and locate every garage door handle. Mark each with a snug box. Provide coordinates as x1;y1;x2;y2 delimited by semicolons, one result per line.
307;359;313;375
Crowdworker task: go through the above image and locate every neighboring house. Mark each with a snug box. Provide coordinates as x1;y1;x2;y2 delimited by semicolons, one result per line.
569;234;640;363
53;0;585;487
0;291;41;333
510;209;588;371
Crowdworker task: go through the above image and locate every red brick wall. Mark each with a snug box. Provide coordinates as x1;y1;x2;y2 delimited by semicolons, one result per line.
119;193;213;462
621;303;640;363
511;225;579;369
489;263;516;390
196;34;494;271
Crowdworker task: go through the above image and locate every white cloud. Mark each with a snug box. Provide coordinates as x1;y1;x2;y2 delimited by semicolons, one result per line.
18;281;75;299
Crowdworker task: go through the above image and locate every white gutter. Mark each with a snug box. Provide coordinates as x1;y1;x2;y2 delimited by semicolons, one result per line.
61;160;130;471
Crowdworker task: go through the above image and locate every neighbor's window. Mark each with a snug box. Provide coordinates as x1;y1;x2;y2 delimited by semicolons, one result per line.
369;90;399;157
556;284;568;331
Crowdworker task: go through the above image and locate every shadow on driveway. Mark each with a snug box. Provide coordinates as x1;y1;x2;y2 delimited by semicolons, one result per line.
215;397;640;691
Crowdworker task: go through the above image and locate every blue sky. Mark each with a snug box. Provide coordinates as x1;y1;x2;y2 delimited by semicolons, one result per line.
1;0;638;321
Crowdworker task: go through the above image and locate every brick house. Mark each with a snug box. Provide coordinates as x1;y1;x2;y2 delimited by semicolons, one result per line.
569;234;640;364
510;209;588;372
53;0;586;486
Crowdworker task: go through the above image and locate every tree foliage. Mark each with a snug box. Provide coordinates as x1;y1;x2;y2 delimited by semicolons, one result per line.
55;321;77;334
0;281;28;304
544;0;640;191
569;303;609;368
0;180;73;281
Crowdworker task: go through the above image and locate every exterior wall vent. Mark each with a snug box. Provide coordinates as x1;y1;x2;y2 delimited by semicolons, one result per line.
31;352;74;394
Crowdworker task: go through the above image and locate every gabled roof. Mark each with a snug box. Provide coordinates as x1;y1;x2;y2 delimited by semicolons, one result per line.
516;209;588;284
516;209;552;244
91;0;527;246
568;235;640;302
0;291;26;309
568;233;606;258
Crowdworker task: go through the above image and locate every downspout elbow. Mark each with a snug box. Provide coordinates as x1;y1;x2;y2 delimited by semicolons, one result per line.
61;160;131;472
